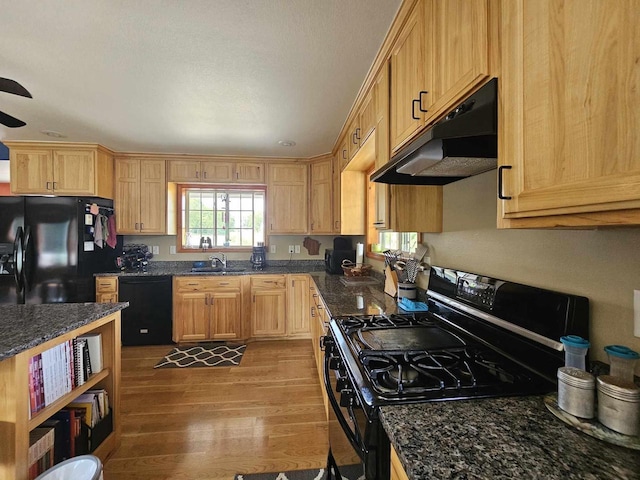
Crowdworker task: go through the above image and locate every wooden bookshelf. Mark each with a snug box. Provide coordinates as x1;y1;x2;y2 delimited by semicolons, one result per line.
0;311;121;480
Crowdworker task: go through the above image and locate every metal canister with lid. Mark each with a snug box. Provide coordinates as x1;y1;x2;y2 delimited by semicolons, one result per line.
557;367;595;418
596;375;640;436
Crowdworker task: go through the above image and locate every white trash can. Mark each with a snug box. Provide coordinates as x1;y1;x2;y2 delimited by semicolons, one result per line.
35;455;103;480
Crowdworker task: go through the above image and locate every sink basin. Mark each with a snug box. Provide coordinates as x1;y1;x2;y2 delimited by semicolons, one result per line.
190;266;245;273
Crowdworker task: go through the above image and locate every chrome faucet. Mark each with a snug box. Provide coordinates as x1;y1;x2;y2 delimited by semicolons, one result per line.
209;253;227;269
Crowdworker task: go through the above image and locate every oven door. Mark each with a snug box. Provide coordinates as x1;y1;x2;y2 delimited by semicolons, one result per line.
323;337;368;479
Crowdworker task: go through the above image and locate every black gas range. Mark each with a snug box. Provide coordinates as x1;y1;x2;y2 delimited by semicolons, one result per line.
323;266;589;480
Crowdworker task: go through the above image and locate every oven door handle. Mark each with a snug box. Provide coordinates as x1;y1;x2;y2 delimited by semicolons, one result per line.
323;353;367;460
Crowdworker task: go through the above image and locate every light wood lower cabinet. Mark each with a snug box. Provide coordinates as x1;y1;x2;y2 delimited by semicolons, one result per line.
251;275;287;337
173;277;242;342
287;275;311;337
309;280;329;419
95;276;118;303
390;445;410;480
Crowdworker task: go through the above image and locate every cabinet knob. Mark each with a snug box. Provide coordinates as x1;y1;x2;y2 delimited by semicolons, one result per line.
196;171;200;178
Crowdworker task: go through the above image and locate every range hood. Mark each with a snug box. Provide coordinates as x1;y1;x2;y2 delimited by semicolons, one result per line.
371;78;497;185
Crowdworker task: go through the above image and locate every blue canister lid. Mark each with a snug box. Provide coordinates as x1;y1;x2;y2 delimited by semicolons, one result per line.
604;345;640;359
561;335;590;348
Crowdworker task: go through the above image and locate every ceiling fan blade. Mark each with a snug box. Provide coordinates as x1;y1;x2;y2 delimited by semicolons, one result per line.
0;78;32;98
0;110;27;128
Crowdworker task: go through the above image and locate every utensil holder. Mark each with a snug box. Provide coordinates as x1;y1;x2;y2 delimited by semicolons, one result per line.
397;282;416;300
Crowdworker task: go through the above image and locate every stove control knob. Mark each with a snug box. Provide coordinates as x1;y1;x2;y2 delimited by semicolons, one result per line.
339;389;354;407
328;357;341;371
336;375;349;391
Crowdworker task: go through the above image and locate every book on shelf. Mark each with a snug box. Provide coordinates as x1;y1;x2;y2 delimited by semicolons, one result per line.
27;334;103;417
28;426;54;480
40;418;64;466
78;333;103;373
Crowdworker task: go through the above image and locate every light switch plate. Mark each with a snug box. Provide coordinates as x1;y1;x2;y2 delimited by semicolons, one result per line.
270;245;276;253
295;245;300;253
152;245;160;255
170;245;176;255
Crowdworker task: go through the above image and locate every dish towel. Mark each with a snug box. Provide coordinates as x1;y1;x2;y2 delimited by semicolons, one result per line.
106;214;117;248
94;214;104;248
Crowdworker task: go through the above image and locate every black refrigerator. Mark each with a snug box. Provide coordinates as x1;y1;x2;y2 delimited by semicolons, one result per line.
0;196;122;304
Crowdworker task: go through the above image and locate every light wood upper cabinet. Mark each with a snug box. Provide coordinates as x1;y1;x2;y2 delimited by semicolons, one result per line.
267;163;308;234
250;275;287;337
234;162;264;183
390;0;490;152
390;0;428;151
332;154;342;233
499;0;640;228
429;0;490;120
390;184;442;233
168;160;265;183
115;158;166;234
310;158;333;234
287;274;311;336
7;142;114;198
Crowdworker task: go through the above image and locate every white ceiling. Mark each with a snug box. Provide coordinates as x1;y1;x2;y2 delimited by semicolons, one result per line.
0;0;401;158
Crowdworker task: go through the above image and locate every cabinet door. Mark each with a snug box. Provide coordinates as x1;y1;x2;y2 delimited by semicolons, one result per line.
200;161;233;182
234;163;265;183
114;159;141;234
310;160;333;234
9;149;52;194
429;0;489;121
390;185;442;233
287;275;310;336
167;160;201;182
500;0;640;225
209;290;241;340
332;154;342;233
251;289;286;337
52;149;96;195
174;292;209;342
390;0;428;152
267;164;308;234
139;159;166;234
358;88;377;146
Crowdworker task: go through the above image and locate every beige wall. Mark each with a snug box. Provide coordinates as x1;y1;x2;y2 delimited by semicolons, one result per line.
123;234;364;262
406;170;640;372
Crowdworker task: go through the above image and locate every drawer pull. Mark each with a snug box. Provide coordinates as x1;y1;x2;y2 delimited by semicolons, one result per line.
188;282;198;286
219;282;229;286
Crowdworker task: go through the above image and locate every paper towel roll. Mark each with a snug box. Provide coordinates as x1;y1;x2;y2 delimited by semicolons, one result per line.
356;243;364;266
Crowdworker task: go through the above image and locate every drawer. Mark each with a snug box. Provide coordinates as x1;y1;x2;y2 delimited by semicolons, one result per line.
251;275;286;289
96;276;118;293
97;292;118;303
175;276;241;291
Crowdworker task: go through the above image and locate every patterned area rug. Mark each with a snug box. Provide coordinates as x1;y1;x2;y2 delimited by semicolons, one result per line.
154;343;246;368
234;465;364;480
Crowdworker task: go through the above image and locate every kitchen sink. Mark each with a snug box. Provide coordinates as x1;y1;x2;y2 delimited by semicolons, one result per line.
190;266;246;273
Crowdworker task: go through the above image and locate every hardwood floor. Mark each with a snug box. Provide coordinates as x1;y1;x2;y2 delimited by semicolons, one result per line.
104;340;329;479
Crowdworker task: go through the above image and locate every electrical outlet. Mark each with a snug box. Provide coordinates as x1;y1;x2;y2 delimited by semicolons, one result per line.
170;245;176;255
294;245;300;254
288;245;295;254
270;244;276;253
152;245;160;255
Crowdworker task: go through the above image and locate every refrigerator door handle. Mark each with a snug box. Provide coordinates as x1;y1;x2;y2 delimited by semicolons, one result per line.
21;226;32;294
13;226;24;295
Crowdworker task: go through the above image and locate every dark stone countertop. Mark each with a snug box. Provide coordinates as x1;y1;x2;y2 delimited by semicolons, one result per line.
0;302;129;361
380;396;640;480
95;260;327;277
309;271;404;316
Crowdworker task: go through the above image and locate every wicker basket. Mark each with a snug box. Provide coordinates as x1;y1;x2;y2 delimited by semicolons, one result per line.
342;264;373;277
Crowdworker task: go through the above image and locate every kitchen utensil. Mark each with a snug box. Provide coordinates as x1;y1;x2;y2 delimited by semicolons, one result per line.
413;243;428;262
560;335;590;370
384;265;398;297
405;258;419;283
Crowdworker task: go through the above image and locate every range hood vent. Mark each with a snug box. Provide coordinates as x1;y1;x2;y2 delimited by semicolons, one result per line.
372;78;498;185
